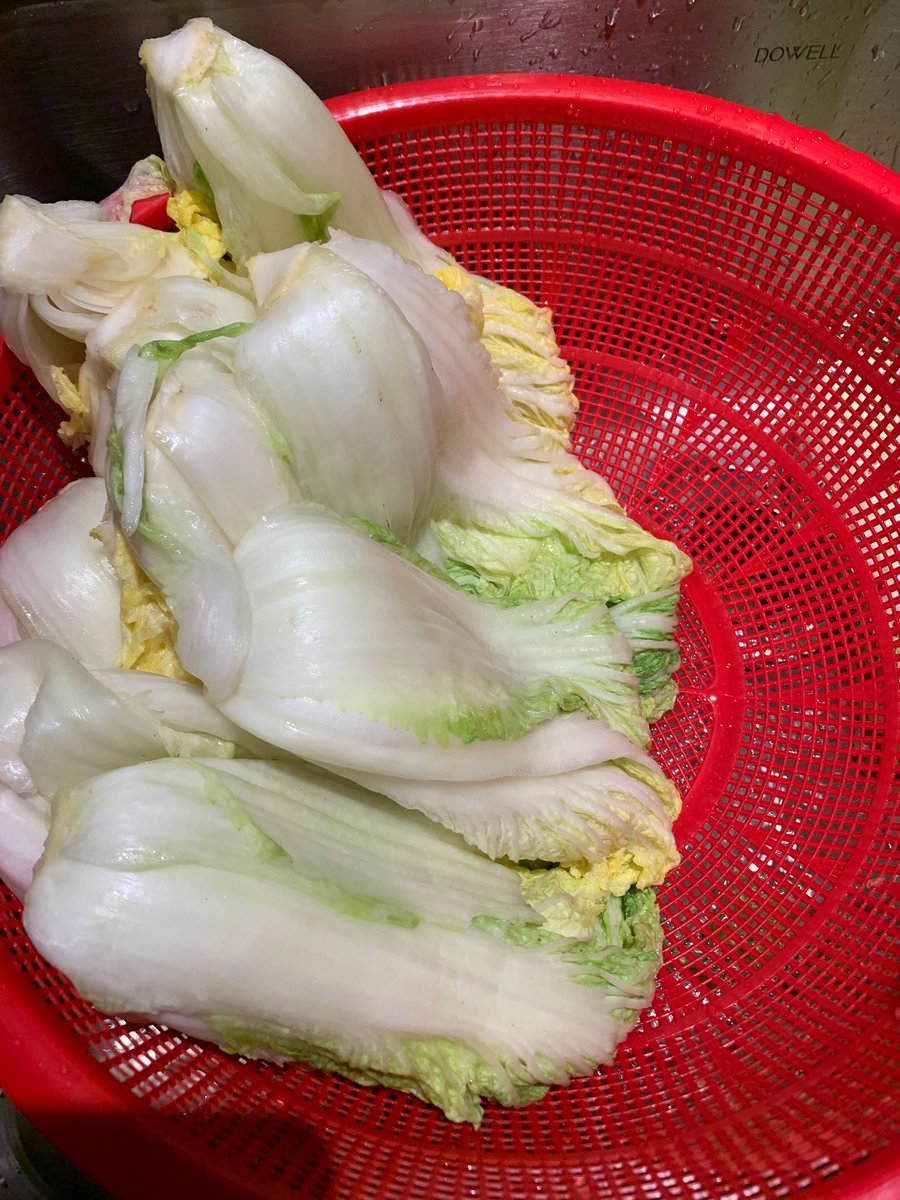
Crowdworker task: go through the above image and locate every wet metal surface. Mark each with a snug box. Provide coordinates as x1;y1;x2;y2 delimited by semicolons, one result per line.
0;0;897;201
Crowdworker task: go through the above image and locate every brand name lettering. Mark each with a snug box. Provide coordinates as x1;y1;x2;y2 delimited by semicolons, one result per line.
755;44;841;62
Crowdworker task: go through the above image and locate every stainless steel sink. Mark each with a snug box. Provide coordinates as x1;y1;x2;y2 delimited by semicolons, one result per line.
0;1094;109;1198
0;0;897;203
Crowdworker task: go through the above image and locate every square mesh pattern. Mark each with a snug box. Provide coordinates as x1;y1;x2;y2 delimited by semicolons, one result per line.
0;367;89;536
0;86;897;1200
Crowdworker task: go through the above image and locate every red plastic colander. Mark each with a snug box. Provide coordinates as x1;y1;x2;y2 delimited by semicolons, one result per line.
0;76;898;1200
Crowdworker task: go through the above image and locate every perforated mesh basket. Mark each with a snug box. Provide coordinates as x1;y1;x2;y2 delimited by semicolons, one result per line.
0;77;898;1200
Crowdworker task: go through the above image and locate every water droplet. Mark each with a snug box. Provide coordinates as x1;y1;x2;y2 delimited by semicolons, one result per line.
549;46;561;58
871;44;885;60
686;0;697;8
472;16;485;34
123;98;140;114
472;44;482;61
797;0;809;13
699;103;712;115
649;62;661;73
648;0;664;22
732;15;746;32
606;3;622;31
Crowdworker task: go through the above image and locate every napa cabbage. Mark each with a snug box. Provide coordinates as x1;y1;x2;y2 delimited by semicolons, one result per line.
24;755;663;1126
